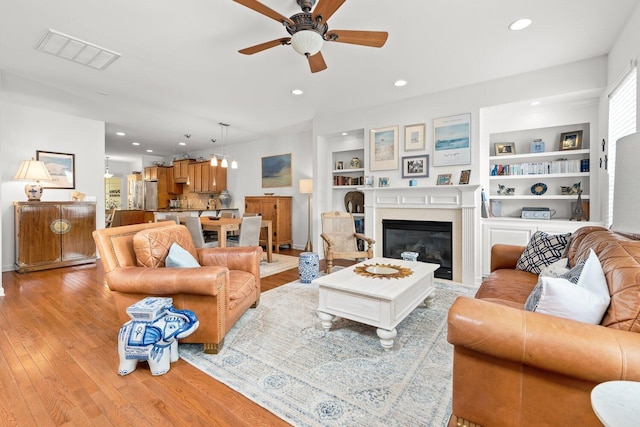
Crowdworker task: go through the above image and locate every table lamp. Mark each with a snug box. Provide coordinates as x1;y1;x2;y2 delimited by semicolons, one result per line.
14;159;53;201
299;178;313;252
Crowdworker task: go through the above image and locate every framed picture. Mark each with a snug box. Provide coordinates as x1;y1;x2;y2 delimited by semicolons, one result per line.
459;169;471;184
36;150;75;189
433;113;471;166
262;153;292;188
404;123;425;151
437;173;452;185
494;142;516;156
401;155;429;178
370;125;399;171
559;130;583;151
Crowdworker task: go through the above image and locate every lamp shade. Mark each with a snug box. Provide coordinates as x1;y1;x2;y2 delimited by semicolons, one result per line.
14;159;52;181
299;178;313;194
611;132;640;235
291;30;323;56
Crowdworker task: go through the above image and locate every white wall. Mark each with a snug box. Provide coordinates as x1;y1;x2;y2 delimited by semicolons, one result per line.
0;102;105;272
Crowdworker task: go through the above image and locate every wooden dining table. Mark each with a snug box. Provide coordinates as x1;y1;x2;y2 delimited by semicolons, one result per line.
197;217;273;263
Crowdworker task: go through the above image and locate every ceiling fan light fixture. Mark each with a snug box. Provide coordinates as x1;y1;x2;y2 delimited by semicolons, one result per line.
291;30;323;56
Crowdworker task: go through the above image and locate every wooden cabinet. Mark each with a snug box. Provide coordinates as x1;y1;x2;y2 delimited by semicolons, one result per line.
14;201;97;273
173;159;193;184
245;196;292;252
166;166;182;195
144;166;158;181
187;161;228;193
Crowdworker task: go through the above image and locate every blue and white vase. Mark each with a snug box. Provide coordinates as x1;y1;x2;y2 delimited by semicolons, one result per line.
299;252;319;283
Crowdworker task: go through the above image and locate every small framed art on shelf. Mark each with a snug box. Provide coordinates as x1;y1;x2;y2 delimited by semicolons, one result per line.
437;173;452;185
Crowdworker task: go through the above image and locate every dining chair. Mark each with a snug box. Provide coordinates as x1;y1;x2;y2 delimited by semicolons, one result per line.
165;215;180;224
184;216;218;248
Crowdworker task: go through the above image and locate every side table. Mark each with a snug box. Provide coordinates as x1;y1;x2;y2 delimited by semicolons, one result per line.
591;380;640;427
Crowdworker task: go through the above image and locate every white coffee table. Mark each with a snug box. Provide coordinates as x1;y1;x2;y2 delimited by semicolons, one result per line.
314;257;439;350
591;381;640;427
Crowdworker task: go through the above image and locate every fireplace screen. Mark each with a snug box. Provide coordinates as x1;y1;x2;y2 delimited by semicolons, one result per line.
382;219;452;280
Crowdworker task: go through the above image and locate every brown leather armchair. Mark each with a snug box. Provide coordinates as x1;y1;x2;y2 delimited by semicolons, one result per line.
93;221;262;354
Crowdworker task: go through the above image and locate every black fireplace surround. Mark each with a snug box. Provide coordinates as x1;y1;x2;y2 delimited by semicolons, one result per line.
382;219;453;280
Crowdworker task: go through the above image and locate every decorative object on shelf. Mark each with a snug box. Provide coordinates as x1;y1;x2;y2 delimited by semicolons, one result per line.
218;189;232;208
494;142;516;156
261;153;292;188
378;177;389;187
581;159;590;172
560;182;581;195
13;158;53;201
459;169;471;185
490;200;502;217
36;150;75;189
559;130;583;151
344;191;364;214
335;161;343;170
531;139;546;153
404;123;426;151
497;184;515;195
434;113;471;166
364;176;374;187
299;179;313;252
298;252;319;283
531;182;548;195
263;192;275;196
349;157;362;169
370;125;399;171
437;173;452;185
570;191;589;221
354;263;413;279
409;179;417;187
401;154;429;178
490;164;499;176
118;299;199;376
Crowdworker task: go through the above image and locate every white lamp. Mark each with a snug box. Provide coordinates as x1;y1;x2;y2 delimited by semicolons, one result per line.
299;178;314;252
14;159;53;201
291;30;323;56
611;132;640;236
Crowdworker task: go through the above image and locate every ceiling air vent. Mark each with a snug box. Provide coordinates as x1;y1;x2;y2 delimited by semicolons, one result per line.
35;29;121;70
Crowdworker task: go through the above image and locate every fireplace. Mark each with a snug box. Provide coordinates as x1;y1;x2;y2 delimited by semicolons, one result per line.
382;219;453;279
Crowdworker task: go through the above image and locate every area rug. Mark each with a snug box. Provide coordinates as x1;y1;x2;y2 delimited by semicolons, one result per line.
180;278;477;427
259;253;299;278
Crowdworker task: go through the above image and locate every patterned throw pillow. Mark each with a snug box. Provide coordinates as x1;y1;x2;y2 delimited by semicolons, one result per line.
539;258;570;278
516;231;572;274
562;259;587;284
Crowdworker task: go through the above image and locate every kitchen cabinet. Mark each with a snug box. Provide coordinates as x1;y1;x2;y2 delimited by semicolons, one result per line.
173;159;193;184
144;166;158;181
14;201;96;273
244;196;292;252
188;161;228;193
166;166;182;195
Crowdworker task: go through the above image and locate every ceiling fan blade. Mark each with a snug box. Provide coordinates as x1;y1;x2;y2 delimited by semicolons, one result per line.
312;0;346;22
239;38;290;55
308;52;327;73
233;0;294;25
326;30;388;47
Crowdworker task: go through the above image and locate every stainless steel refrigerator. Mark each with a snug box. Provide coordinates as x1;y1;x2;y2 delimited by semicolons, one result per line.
132;180;158;210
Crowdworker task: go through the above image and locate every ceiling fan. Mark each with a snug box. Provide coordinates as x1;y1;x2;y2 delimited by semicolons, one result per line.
233;0;388;73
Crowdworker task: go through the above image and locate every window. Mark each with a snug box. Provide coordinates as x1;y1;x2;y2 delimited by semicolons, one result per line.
607;65;637;226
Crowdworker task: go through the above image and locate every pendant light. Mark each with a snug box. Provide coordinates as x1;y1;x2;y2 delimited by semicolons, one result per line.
104;156;114;178
210;122;237;169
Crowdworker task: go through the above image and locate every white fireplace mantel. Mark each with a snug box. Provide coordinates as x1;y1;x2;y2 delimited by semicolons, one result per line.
361;185;481;285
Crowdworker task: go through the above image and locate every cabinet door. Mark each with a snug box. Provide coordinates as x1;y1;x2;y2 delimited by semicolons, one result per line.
144;167;158;181
61;204;96;261
201;162;211;192
166;167;182;195
275;198;292;242
212;165;227;192
15;204;62;267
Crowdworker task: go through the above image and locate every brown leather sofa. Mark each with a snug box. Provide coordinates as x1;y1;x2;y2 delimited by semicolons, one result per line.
93;221;262;354
447;226;640;426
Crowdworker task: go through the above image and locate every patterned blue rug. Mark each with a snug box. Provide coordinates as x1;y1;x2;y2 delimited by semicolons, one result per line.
180;278;477;426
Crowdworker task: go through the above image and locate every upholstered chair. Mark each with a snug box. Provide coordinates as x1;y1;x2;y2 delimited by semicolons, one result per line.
93;221;262;354
184;216;217;248
321;211;375;273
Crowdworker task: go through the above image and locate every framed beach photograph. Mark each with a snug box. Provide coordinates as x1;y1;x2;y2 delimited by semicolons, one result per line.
494;142;516;156
404;123;426;151
370;125;399;171
559;130;583;151
437;173;452;185
433;113;471;166
36;150;75;189
401;155;429;178
459;169;471;184
262;153;292;188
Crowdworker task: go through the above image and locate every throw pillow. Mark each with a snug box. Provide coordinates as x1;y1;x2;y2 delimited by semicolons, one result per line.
539;258;570;278
562;259;587;284
516;231;572;274
165;243;201;268
577;249;610;306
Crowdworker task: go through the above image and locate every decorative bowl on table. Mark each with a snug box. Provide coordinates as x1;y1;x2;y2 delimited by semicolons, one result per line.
264;192;275;196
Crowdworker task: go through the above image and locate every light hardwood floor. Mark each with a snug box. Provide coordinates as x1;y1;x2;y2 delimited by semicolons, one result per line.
0;248;354;426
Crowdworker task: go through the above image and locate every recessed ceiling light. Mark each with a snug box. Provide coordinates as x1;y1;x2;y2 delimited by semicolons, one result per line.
530;100;541;106
508;18;532;31
132;142;140;146
97;91;109;96
179;142;186;146
146;149;153;153
116;132;126;136
292;89;303;95
342;132;348;136
394;80;407;87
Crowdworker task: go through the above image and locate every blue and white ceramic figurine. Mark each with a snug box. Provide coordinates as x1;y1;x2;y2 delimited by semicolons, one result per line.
118;300;199;376
299;252;320;283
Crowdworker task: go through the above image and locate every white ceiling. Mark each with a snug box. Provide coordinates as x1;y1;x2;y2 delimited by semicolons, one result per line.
1;0;638;161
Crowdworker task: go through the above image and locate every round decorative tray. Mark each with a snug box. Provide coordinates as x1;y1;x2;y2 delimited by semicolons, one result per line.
354;263;413;279
531;182;548;195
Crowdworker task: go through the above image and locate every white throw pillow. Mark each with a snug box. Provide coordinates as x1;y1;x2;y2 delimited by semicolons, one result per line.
577;249;610;304
165;243;201;268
